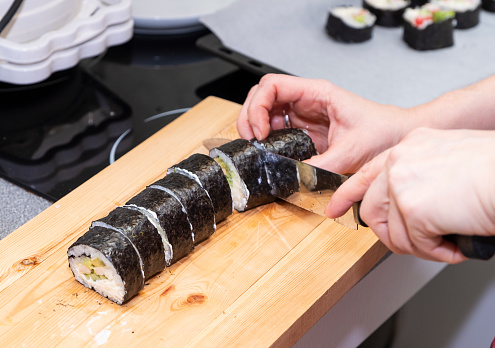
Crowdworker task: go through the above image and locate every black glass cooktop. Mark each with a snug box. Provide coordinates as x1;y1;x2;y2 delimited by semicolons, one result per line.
0;30;262;201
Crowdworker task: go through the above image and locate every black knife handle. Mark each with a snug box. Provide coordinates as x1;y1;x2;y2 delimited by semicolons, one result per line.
353;201;495;260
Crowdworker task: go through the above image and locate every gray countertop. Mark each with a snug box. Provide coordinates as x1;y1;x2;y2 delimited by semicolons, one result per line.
0;178;51;240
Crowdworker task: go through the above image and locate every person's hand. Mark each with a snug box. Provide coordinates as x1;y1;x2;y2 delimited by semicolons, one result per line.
327;128;495;263
237;74;416;174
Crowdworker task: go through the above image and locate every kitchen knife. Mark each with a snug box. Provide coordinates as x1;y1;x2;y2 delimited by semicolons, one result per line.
203;138;495;260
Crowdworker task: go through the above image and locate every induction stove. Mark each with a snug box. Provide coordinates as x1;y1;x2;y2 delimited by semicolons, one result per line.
0;30;263;201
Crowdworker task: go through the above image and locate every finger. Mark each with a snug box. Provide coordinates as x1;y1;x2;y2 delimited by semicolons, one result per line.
304;152;352;175
237;85;259;139
411;230;468;264
326;149;391;218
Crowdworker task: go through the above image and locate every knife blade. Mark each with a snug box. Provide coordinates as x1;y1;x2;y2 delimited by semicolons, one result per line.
203;137;495;260
203;138;365;229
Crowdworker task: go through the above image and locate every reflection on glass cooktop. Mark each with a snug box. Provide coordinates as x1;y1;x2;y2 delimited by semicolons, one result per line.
0;31;262;201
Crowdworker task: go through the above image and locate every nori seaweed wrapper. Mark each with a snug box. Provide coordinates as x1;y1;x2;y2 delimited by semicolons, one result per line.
126;187;194;263
152;173;216;244
403;19;454;50
482;0;495;12
93;207;166;280
363;0;408;27
211;138;276;211
251;128;318;161
325;11;374;43
68;226;144;304
262;151;300;199
454;5;481;29
168;154;233;224
409;0;428;6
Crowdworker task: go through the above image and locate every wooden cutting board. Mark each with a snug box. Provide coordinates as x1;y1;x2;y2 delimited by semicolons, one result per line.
0;97;387;347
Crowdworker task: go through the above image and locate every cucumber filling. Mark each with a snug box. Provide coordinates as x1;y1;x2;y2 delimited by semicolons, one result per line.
81;257;108;281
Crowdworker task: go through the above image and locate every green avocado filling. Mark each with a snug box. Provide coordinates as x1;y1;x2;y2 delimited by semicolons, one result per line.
214;158;234;186
353;13;366;24
81;257;108;281
432;10;455;22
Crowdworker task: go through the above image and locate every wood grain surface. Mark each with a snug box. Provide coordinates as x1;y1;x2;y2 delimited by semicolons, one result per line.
0;97;388;347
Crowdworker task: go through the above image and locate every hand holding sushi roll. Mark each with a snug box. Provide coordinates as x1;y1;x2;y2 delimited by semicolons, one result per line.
327;128;495;264
237;74;417;174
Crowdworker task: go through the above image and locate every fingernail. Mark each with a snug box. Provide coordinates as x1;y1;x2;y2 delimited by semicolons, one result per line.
253;126;262;140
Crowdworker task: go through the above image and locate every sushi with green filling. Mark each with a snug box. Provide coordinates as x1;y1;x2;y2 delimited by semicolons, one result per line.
92;207;167;280
403;4;455;50
68;226;144;305
125;187;195;265
209;139;275;212
151;173;216;244
431;0;481;29
168;154;233;224
325;6;377;43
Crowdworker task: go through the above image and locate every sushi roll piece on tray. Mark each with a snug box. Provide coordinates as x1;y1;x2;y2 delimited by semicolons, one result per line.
68;226;144;305
210;139;275;212
403;3;455;50
363;0;411;27
125;187;195;265
168;154;233;224
482;0;495;11
92;207;167;280
325;6;377;43
151;173;216;245
431;0;482;29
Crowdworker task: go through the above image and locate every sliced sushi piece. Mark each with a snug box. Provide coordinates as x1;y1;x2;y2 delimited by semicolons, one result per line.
325;6;377;43
125;187;194;264
168;154;233;224
431;0;481;29
252;129;318;199
68;226;144;305
209;139;275;212
91;207;166;280
482;0;495;11
363;0;410;27
151;173;215;244
403;4;455;50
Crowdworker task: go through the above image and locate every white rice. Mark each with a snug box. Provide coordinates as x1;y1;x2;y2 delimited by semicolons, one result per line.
68;245;126;304
209;148;249;212
431;0;480;12
331;6;377;28
365;0;410;10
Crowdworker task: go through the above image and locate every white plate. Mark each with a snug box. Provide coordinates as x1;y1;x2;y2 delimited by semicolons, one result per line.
132;0;236;34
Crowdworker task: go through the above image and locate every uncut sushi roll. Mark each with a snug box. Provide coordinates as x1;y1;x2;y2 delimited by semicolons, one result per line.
482;0;495;11
363;0;410;27
403;4;455;50
251;128;318;161
168;154;233;224
151;173;216;244
209;139;275;212
325;6;376;43
431;0;481;29
92;207;167;280
125;187;194;264
68;226;144;305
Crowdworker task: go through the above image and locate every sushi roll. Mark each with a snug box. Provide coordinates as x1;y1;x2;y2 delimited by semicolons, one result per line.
403;4;455;50
151;173;216;244
168;154;233;224
251;128;318;161
68;226;144;305
209;139;275;212
325;6;377;43
125;187;195;265
252;129;319;198
409;0;428;6
482;0;495;11
92;207;167;280
431;0;481;29
363;0;410;27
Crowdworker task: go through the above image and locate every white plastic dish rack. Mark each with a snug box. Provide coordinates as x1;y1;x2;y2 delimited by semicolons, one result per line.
0;0;133;85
